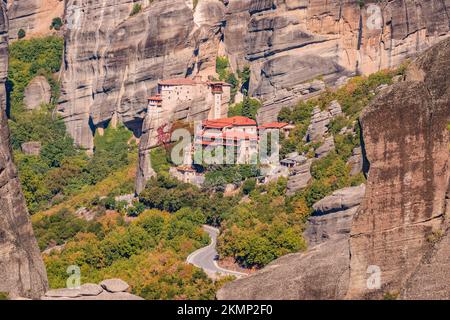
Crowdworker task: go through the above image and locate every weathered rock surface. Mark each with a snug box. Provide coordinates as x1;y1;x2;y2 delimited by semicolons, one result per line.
312;184;366;215
314;135;335;159
286;159;312;195
21;141;41;155
306;185;365;246
347;36;450;299
346;147;363;176
306;101;342;143
216;237;351;300
218;37;450;300
23;75;51;110
100;278;130;293
8;0;64;40
42;280;143;300
59;0;225;150
0;3;48;299
247;0;450;123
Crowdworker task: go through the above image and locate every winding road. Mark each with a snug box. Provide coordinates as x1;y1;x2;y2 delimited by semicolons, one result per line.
186;225;248;278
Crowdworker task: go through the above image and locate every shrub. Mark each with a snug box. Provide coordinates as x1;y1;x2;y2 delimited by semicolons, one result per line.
50;17;63;30
18;29;26;39
130;3;142;16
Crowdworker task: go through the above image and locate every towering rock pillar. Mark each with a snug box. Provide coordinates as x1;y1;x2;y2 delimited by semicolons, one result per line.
0;1;48;299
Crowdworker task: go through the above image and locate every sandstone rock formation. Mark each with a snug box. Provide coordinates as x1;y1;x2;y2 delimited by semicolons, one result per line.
306;184;365;246
242;0;450;123
286;159;312;195
217;184;365;300
8;0;64;40
314;135;335;158
347;37;450;299
0;2;48;299
218;37;450;300
42;280;143;300
23;75;51;110
21;141;41;155
346;146;363;176
58;0;226;150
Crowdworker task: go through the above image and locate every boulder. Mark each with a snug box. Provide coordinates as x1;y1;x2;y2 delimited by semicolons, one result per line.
314;136;335;158
21;141;41;155
286;160;312;195
23;76;51;110
305;107;331;143
79;284;104;296
312;184;366;215
100;279;130;293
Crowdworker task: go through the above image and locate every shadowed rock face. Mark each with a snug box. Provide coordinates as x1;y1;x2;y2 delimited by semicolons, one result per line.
217;37;450;300
0;1;48;299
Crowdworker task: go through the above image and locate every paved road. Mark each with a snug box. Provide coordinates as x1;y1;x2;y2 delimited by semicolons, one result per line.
186;225;248;278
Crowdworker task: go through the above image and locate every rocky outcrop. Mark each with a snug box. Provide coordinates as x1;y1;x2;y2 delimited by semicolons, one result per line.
56;0;450;150
58;0;225;150
286;159;312;195
42;279;144;300
314;136;335;159
0;2;48;299
23;75;51;110
306;184;365;246
347;37;450;299
243;0;450;123
306;101;342;143
21;141;41;155
346;146;363;176
7;0;64;40
218;184;365;300
218;37;450;300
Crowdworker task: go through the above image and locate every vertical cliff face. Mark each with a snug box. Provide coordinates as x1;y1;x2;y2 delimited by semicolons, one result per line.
348;37;450;299
58;0;450;150
7;0;64;39
216;37;450;300
58;0;225;150
223;0;450;122
0;1;48;299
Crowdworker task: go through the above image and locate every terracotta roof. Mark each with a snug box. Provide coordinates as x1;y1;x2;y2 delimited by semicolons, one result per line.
203;116;257;128
148;94;162;101
158;78;200;86
259;122;289;129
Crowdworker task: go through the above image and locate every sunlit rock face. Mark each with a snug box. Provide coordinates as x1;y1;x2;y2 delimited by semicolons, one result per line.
58;0;225;150
217;37;450;300
0;1;48;299
8;0;64;40
222;0;450;123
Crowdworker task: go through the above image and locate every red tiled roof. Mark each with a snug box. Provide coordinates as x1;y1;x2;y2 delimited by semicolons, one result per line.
148;94;162;101
203;116;257;128
258;122;289;129
158;78;200;86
